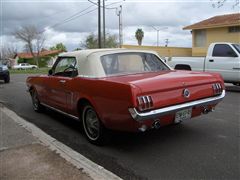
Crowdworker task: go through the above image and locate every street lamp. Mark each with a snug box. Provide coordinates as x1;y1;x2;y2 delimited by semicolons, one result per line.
116;5;123;47
151;26;168;47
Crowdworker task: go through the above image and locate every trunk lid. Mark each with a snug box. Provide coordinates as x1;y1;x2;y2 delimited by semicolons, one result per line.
104;70;222;109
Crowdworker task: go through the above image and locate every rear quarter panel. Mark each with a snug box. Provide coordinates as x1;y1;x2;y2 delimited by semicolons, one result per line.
70;77;140;131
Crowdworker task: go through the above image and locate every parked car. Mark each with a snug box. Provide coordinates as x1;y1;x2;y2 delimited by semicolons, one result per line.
0;61;10;83
167;42;240;86
26;49;225;145
13;63;38;70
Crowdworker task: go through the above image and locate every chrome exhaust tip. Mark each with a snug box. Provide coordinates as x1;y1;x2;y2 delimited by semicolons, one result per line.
203;107;214;114
138;125;147;132
153;120;161;129
203;108;209;114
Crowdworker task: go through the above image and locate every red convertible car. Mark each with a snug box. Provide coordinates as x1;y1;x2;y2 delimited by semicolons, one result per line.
26;49;225;145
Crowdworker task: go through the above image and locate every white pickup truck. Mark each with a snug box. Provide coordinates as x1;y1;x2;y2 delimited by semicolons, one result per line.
167;42;240;86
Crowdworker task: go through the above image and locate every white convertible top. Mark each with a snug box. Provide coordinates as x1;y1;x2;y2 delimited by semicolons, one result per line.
58;48;164;78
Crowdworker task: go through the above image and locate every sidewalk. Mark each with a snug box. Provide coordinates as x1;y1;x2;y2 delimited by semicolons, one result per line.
0;105;121;180
0;106;92;180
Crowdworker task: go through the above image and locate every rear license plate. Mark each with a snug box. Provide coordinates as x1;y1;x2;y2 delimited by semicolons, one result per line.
175;108;192;123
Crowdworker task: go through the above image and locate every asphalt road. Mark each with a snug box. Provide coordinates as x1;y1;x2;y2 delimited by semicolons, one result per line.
0;74;239;180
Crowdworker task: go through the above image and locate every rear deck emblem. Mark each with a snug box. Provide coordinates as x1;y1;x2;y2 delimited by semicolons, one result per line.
183;89;190;98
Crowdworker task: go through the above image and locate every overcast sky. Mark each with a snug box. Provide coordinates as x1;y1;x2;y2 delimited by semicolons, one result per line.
0;0;239;51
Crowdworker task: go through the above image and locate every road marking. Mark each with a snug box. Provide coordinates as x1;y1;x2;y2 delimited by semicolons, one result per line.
0;106;122;180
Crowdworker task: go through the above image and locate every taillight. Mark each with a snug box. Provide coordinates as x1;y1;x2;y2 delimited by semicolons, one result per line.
212;83;223;95
137;95;153;111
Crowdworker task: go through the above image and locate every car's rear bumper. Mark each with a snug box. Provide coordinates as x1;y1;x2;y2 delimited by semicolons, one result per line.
129;90;225;121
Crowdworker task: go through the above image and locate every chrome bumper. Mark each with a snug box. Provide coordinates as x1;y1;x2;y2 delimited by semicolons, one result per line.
129;90;225;121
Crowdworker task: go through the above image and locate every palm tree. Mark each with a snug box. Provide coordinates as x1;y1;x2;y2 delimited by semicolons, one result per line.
135;29;144;46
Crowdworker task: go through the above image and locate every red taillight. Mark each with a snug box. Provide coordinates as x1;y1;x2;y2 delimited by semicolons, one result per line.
212;83;223;95
137;95;153;111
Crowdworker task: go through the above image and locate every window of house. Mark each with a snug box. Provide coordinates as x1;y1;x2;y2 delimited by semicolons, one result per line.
228;26;240;33
194;30;206;47
212;44;237;57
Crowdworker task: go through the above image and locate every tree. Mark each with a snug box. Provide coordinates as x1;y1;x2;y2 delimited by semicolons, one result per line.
0;45;17;67
0;45;17;60
135;29;144;46
81;33;118;49
211;0;239;8
14;25;45;67
50;43;67;52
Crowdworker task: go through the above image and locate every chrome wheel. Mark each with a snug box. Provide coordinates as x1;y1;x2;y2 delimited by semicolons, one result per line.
83;107;100;141
82;104;110;145
31;90;43;112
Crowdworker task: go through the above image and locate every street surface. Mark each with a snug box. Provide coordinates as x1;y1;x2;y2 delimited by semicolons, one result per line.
0;74;239;180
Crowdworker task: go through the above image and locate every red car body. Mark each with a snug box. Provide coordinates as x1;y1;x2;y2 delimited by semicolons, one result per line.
26;49;225;144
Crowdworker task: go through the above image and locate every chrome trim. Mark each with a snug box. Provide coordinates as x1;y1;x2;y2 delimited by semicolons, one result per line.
129;90;225;121
41;103;79;120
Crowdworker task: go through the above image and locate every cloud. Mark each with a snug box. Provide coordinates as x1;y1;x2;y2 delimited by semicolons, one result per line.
1;0;238;51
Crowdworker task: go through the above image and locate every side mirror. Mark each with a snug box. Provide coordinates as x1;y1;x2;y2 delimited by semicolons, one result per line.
48;69;53;75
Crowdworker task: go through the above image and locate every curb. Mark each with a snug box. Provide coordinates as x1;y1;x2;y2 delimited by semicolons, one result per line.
0;105;122;180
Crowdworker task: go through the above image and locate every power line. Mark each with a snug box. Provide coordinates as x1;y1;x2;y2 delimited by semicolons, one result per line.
41;5;96;32
88;0;125;9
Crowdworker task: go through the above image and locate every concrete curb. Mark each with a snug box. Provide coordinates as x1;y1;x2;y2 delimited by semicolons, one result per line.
0;106;122;180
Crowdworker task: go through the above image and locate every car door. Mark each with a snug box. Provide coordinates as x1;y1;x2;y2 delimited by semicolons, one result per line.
205;44;240;82
46;56;78;112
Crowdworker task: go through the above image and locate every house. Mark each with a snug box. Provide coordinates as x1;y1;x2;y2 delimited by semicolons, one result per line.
183;13;240;56
13;49;63;67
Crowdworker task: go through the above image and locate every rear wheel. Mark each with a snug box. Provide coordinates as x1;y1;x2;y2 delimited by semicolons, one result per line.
233;83;240;86
82;104;110;145
31;89;44;112
4;74;10;83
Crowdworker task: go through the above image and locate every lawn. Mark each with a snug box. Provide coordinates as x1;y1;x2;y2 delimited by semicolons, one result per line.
9;68;50;74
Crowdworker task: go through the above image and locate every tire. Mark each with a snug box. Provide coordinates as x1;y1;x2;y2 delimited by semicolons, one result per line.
233;83;240;86
82;104;110;145
4;75;10;83
31;89;44;112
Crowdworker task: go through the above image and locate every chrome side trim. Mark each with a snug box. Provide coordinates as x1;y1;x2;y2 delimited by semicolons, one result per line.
41;103;79;120
129;90;225;121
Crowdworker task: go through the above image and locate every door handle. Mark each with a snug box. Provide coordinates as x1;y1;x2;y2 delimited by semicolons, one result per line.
209;59;214;62
59;80;66;84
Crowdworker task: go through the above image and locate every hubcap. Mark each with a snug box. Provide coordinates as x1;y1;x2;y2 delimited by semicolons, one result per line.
32;92;39;110
84;108;100;140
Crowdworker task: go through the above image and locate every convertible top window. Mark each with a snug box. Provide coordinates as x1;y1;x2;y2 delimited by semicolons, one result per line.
101;52;169;76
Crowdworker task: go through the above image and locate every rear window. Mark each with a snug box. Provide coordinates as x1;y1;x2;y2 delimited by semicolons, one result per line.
100;52;169;76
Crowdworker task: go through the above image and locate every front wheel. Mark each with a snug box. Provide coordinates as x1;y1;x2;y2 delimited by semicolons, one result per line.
82;104;110;145
31;89;44;112
4;75;10;83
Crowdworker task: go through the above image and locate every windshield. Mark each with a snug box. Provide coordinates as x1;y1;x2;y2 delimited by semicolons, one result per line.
100;52;169;76
232;44;240;54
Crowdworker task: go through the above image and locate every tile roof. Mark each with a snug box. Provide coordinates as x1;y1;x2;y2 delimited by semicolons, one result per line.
16;50;63;59
183;13;240;30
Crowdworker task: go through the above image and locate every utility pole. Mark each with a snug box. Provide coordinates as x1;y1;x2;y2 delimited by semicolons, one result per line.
151;26;168;47
165;39;169;47
116;5;123;47
103;0;106;48
98;0;102;48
